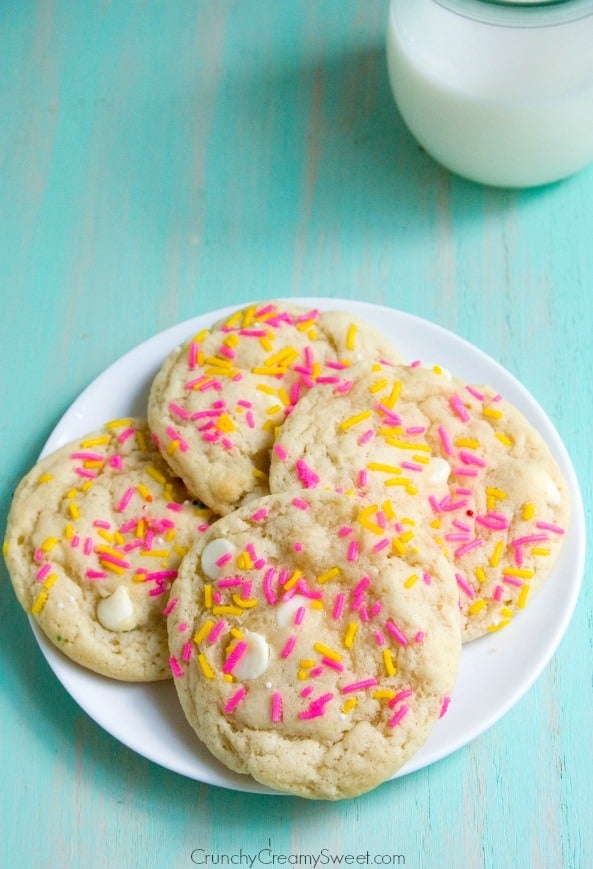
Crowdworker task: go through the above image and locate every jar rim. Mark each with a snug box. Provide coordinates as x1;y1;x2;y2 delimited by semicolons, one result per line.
433;0;593;26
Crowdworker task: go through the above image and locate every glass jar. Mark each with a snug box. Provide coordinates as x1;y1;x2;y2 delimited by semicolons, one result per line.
386;0;593;187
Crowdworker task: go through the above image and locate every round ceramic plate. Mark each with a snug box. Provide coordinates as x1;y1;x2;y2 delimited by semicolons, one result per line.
32;299;585;794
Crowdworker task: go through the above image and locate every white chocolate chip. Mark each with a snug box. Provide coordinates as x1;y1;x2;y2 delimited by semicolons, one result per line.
233;631;270;680
97;586;137;632
543;474;562;506
201;538;236;578
425;457;451;487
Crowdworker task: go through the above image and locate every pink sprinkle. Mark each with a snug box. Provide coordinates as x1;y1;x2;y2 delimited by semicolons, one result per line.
493;585;504;602
224;686;247;714
83;537;93;556
162;598;178;616
455;573;475;598
321;656;344;672
75;467;97;480
536;522;565;535
511;533;548;548
71;451;104;461
280;635;297;659
293;542;303;553
401;461;422;472
358;429;374;445
168;402;191;421
85;570;107;580
296;459;320;489
294;606;306;626
341;678;378;694
437;425;454;456
388;704;410;728
353;576;371;598
422;572;432;585
503;575;523;587
291;498;309;510
389;689;414;707
263;568;278;605
459;450;487;468
374;631;385;645
118;427;136;443
182;642;193;662
300;685;313;698
166;502;183;513
371;601;382;616
271;692;283;723
169;656;183;678
223;641;248;674
439;695;451;718
250;507;268;522
36;564;52;582
357;469;367;487
450;395;471;422
145;569;177;582
70;536;79;550
339;526;353;537
414;631;425;643
372;538;390;552
215;574;242;588
309;666;324;678
115;487;134;513
332;592;345;620
385;620;408;646
454;538;484;559
476;513;509;531
215;552;233;568
245;411;254;428
298;692;333;719
452;467;479;478
406;426;426;435
359;606;370;622
188;341;199;370
273;443;288;460
208;620;226;643
347;540;359;562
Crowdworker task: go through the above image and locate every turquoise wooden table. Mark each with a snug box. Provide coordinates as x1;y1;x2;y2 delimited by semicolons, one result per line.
1;2;591;867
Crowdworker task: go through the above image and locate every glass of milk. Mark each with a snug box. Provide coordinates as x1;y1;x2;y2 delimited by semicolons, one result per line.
386;0;593;187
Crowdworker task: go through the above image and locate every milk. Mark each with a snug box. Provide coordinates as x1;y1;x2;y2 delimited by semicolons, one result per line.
386;0;593;187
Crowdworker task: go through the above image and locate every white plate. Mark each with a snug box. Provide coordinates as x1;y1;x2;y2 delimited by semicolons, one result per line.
32;299;585;794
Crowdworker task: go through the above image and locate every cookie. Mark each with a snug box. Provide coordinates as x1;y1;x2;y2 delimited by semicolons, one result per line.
167;490;461;799
147;301;401;515
3;419;213;681
269;363;570;641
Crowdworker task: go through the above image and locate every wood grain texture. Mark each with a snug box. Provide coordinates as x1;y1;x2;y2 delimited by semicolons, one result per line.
1;2;591;867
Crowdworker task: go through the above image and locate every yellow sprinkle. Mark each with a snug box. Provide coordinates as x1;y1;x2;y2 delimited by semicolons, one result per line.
31;591;48;615
411;454;430;465
468;599;487;615
64;524;74;540
259;334;274;352
372;689;397;701
173;544;189;557
97;528;113;543
82;459;103;469
140;549;169;559
382;648;396;677
99;561;126;575
300;659;316;669
433;536;451;560
252;365;287;377
500;606;514;618
386;438;431;452
2;540;8;557
474;566;487;585
135;429;147;451
197;653;215;679
522;502;536;521
80;480;93;492
81;435;110;447
495;432;513;447
193;328;210;343
401;517;416;527
295;318;317;333
223;673;234;683
165;529;176;543
136;483;152;502
342;698;358;714
369;377;389;394
310;600;324;610
204;584;212;609
489;541;504;568
432;365;444;374
230;628;244;639
266;404;283;417
66;489;78;499
483;406;503;420
346;323;358;352
256;383;277;396
37;473;53;484
358;504;383;535
297;669;309;681
339;410;373;432
217;412;236;433
42;572;58;590
231;594;259;609
430;518;441;529
276;387;291;407
316;567;341;584
105;418;133;430
487;619;510;633
193;620;214;644
382;380;402;410
41;536;58;553
167;440;180;455
367;463;401;475
344;622;358;648
212;605;243;616
236;551;253;571
504;567;534;579
253;468;267;479
313;642;342;662
224;333;240;348
454;437;480;449
282;569;302;591
404;573;418;589
146;466;167;485
382;500;395;521
68;502;80;520
517;584;530;609
531;547;551;557
133;571;147;583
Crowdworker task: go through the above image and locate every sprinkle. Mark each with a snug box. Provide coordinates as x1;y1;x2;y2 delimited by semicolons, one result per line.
343;622;358;648
339;410;373;432
295;459;320;489
31;591;48;615
271;691;283;723
404;573;418;589
439;696;451;718
115;487;134;513
338;526;353;537
280;635;297;659
493;585;504;602
313;642;342;662
341;678;378;694
449;395;470;422
385;620;408;646
455;573;475;598
169;656;184;678
517;584;530;608
468;599;487;615
342;698;358;714
162;598;178;616
223;640;248;674
224;686;247;714
291;497;309;510
536;521;565;535
382;648;396;675
388;704;410;728
332;592;345;620
454;538;484;559
347;540;359;562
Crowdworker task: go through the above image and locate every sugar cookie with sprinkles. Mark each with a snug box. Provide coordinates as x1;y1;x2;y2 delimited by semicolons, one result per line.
3;419;213;681
268;363;571;641
147;301;401;515
167;490;461;799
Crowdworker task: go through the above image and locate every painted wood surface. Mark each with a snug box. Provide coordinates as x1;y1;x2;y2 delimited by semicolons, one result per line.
1;2;591;867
